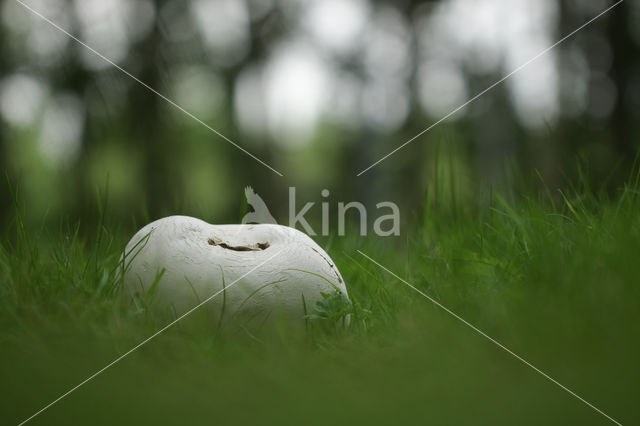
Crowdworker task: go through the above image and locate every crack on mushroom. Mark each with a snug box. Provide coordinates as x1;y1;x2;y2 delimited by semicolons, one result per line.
311;247;343;284
207;238;270;251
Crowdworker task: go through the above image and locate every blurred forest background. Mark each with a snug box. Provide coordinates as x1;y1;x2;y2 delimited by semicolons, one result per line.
0;0;638;232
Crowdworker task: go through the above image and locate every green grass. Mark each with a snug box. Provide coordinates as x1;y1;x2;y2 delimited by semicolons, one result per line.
1;175;639;425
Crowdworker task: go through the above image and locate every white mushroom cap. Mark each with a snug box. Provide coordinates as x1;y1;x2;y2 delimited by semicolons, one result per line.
122;216;349;324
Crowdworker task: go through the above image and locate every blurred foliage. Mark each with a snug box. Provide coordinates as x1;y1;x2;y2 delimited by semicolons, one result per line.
0;0;639;235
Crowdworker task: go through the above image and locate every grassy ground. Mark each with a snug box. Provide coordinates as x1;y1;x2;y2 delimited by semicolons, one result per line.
1;175;639;425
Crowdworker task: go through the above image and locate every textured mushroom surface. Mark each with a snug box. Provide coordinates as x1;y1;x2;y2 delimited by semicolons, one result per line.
122;216;348;322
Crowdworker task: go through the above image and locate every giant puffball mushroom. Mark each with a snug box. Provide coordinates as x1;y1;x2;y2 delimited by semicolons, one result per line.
121;216;349;325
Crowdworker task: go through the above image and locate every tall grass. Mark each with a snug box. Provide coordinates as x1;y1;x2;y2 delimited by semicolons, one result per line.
1;170;639;425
